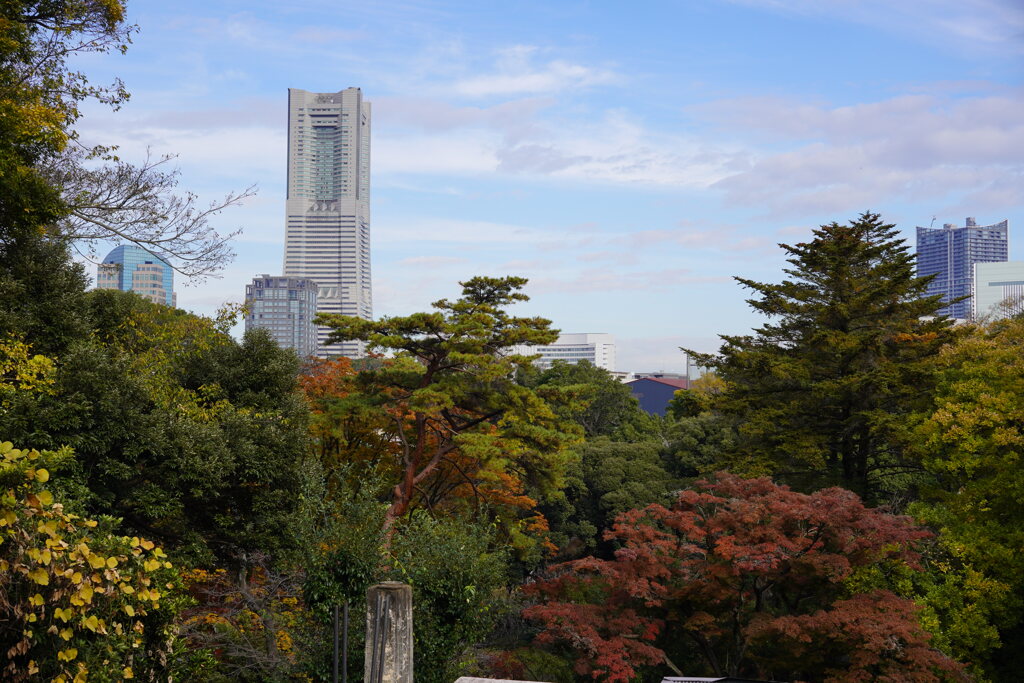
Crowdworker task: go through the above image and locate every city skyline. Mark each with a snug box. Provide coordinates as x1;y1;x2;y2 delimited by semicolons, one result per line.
73;0;1024;371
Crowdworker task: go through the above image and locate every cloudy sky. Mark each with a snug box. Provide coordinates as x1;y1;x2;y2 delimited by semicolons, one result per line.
75;0;1023;371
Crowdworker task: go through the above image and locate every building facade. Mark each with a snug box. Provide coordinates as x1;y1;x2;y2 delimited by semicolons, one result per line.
626;377;689;416
510;333;616;371
916;217;1009;319
973;261;1024;320
283;87;372;357
244;275;319;358
96;245;175;306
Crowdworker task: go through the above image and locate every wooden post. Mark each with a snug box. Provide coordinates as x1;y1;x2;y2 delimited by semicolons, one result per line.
364;582;413;683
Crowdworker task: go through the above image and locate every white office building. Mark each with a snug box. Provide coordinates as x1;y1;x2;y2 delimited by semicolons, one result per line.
283;87;372;358
510;333;616;372
973;261;1024;320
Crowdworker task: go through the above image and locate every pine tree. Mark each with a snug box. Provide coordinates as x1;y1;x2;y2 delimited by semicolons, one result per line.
695;212;958;498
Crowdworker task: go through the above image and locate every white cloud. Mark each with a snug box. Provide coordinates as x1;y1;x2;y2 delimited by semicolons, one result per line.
450;45;619;97
696;90;1024;216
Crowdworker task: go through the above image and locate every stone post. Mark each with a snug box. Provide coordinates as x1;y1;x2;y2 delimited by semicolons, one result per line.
364;581;413;683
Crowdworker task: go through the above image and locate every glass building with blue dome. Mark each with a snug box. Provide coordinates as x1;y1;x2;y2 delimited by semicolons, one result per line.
96;245;175;307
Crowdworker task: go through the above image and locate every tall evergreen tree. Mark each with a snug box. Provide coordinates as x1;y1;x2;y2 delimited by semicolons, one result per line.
693;212;958;498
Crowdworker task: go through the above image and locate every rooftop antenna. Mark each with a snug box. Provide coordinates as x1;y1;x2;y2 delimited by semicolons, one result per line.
929;215;937;228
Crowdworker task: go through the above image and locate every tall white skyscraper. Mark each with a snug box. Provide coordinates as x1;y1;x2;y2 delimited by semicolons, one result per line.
283;87;372;357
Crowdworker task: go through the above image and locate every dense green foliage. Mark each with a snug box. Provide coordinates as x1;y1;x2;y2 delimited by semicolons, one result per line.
691;212;958;499
528;360;649;439
0;291;312;567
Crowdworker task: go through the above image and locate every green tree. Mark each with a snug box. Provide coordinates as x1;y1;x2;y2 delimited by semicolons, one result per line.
0;0;130;242
316;276;580;552
0;228;91;357
664;411;738;478
530;361;647;439
910;315;1024;678
693;212;958;498
0;291;313;567
543;438;679;559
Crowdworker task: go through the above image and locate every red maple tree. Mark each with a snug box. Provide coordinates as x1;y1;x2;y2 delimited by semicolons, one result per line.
525;473;965;682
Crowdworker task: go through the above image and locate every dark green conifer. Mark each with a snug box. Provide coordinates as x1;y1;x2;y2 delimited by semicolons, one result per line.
694;212;959;498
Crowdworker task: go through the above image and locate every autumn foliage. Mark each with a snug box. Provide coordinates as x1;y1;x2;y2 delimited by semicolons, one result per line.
525;472;965;682
0;442;181;682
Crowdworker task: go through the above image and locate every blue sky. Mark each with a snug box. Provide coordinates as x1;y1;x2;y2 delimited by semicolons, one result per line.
75;0;1024;371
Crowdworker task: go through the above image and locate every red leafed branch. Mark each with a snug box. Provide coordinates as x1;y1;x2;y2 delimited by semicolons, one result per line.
525;472;966;682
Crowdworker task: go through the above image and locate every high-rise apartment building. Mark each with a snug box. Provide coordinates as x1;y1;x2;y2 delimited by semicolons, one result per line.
916;217;1008;319
96;245;175;306
509;333;616;371
244;275;319;358
283;87;372;358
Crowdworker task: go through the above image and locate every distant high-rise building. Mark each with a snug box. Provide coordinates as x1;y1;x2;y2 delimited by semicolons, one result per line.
244;274;319;358
973;261;1024;320
96;245;175;306
283;87;372;358
510;333;616;372
916;217;1008;319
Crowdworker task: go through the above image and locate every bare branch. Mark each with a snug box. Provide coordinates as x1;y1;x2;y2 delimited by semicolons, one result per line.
42;147;255;280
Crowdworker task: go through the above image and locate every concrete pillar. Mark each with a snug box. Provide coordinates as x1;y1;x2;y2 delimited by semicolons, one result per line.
364;581;413;683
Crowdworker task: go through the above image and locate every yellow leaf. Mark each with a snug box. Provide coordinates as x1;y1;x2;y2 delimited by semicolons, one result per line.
54;607;72;622
106;556;118;569
139;539;154;550
27;614;36;622
82;615;99;632
29;593;43;606
123;667;134;679
37;490;53;506
35;468;49;483
28;567;48;585
70;572;82;584
27;660;38;675
78;585;94;603
119;583;134;595
88;555;105;569
39;549;51;565
60;628;72;641
123;605;135;616
143;559;160;571
57;647;77;661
